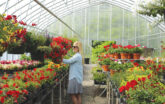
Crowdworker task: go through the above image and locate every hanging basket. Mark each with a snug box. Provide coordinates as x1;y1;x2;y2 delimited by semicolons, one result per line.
133;53;141;60
7;45;25;54
0;52;3;57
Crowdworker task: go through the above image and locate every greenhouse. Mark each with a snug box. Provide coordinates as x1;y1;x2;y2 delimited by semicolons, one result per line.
0;0;165;104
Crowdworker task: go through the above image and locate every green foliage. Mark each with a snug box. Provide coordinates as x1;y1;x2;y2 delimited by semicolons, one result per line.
131;47;143;54
37;46;52;54
138;0;165;23
92;41;116;63
24;32;46;53
20;54;31;61
7;40;26;54
91;66;106;82
92;40;105;48
100;58;111;65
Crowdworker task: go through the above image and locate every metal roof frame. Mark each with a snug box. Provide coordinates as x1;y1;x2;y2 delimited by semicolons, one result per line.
1;0;165;33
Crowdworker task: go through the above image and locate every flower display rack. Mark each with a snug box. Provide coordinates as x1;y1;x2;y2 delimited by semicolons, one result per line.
22;70;69;104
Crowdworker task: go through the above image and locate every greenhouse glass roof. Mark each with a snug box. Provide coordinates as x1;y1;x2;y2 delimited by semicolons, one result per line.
0;0;165;32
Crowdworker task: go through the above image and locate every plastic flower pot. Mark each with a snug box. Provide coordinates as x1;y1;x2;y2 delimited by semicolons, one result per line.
84;58;90;64
133;53;141;59
102;65;109;71
127;53;133;59
110;69;119;76
94;80;106;85
109;54;114;58
120;53;128;59
114;53;120;59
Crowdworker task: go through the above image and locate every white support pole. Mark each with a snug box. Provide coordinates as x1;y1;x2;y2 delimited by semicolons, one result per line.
59;22;62;35
97;5;100;41
88;8;90;46
84;9;87;55
135;16;137;45
122;9;125;45
109;5;112;40
4;0;9;13
159;30;162;57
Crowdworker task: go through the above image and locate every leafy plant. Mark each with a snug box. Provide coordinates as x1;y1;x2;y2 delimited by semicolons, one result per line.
138;0;165;23
92;41;116;63
24;32;46;53
92;66;106;83
37;46;52;54
131;47;143;54
100;58;111;65
20;54;31;61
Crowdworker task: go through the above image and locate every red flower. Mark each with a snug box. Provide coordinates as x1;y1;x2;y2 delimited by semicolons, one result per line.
133;62;139;66
46;68;54;72
2;76;8;80
22;89;28;95
13;83;16;87
142;77;146;82
138;78;141;81
54;72;57;76
0;91;3;95
0;96;4;104
119;86;125;93
125;82;130;91
130;60;134;63
163;67;165;70
19;21;26;25
130;80;138;88
158;64;162;68
5;15;12;20
147;74;151;79
32;23;37;26
3;84;9;88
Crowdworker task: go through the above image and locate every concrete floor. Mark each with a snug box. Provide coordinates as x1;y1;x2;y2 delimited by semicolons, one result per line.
81;64;107;104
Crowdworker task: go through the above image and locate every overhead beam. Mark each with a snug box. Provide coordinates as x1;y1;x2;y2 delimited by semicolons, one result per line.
33;0;82;39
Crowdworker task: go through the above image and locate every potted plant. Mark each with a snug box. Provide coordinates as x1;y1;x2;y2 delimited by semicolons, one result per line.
113;48;121;59
131;47;143;59
108;61;122;75
24;32;46;53
120;48;129;59
84;54;90;64
93;72;106;85
7;39;26;54
91;66;106;85
101;58;111;71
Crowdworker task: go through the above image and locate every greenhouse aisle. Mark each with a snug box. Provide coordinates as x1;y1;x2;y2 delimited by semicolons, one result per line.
64;64;107;104
82;64;107;104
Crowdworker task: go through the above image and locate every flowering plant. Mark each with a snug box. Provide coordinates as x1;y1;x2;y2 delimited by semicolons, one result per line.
119;74;165;104
48;37;72;63
0;14;20;54
0;60;41;71
0;62;68;104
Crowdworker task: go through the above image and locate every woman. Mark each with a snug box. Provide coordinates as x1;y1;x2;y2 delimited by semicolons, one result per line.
62;41;83;104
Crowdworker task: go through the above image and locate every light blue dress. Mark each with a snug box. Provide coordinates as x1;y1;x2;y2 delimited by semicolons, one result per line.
63;52;83;84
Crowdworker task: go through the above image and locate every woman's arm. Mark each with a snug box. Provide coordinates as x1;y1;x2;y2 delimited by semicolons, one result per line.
63;54;79;64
